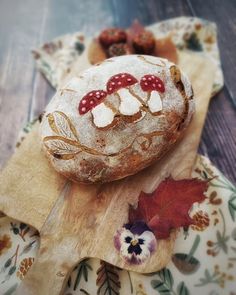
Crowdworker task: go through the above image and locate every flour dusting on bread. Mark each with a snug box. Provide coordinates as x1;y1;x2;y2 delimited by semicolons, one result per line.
40;55;195;183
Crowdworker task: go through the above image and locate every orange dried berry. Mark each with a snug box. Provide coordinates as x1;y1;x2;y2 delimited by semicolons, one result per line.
99;28;127;48
132;30;155;54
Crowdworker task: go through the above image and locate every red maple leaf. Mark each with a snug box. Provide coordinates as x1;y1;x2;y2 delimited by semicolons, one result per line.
129;177;208;239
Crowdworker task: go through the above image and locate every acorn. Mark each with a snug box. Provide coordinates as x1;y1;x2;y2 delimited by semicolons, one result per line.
132;30;155;54
107;43;131;57
99;28;127;48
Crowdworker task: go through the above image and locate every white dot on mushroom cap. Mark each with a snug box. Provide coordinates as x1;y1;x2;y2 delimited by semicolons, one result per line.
148;77;152;81
151;75;155;78
127;78;131;82
96;94;100;98
115;76;119;79
109;87;112;91
90;101;94;104
121;74;125;78
101;92;104;96
158;83;162;87
111;82;115;85
81;107;86;112
89;93;93;96
152;83;156;87
142;77;146;81
82;100;86;105
144;82;148;86
96;91;100;95
118;81;122;85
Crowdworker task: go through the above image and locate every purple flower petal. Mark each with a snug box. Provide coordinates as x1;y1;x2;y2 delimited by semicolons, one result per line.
114;222;157;265
113;229;122;251
124;221;151;235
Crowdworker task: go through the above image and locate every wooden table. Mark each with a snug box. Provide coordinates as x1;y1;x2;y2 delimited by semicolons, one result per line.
0;0;235;183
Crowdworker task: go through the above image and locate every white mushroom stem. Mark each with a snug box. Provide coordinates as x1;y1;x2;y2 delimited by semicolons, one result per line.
147;91;163;114
117;88;142;116
91;103;115;128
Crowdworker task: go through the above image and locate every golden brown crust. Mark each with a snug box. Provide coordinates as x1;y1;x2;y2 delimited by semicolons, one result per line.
170;65;189;131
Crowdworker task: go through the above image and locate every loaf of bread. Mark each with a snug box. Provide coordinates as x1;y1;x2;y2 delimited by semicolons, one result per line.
40;55;194;183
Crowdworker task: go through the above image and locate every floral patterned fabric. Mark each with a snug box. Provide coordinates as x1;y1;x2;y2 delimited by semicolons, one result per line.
33;17;224;96
0;153;235;295
32;32;86;88
148;17;223;96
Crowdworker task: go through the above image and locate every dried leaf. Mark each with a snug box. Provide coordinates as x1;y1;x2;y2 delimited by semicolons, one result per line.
43;136;81;160
129;177;208;239
47;111;79;140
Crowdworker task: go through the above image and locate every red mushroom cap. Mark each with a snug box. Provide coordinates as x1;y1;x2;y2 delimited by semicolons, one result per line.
106;73;138;94
140;75;165;93
78;90;107;115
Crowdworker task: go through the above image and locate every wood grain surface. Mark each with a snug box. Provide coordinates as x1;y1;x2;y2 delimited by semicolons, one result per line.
0;0;235;183
11;52;215;295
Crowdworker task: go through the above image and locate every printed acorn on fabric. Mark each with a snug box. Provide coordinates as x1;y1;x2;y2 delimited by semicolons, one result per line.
78;72;165;128
114;177;208;264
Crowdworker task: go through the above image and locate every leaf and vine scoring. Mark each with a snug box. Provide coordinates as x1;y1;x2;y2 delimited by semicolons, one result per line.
47;111;78;140
43;111;169;161
43;111;82;160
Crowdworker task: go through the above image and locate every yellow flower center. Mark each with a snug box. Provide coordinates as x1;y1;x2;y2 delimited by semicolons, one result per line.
131;239;138;246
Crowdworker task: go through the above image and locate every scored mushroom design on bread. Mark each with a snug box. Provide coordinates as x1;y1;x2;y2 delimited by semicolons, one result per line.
78;73;167;129
40;55;194;183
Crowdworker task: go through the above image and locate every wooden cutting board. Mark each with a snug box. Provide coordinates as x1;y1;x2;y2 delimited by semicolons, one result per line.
0;51;215;295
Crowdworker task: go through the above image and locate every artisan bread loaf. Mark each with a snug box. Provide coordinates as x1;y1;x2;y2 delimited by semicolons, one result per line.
40;55;194;183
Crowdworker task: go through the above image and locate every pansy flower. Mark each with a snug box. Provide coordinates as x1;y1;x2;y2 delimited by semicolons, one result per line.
114;221;156;264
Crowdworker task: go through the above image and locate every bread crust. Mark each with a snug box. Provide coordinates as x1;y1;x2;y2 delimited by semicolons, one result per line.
40;55;194;183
